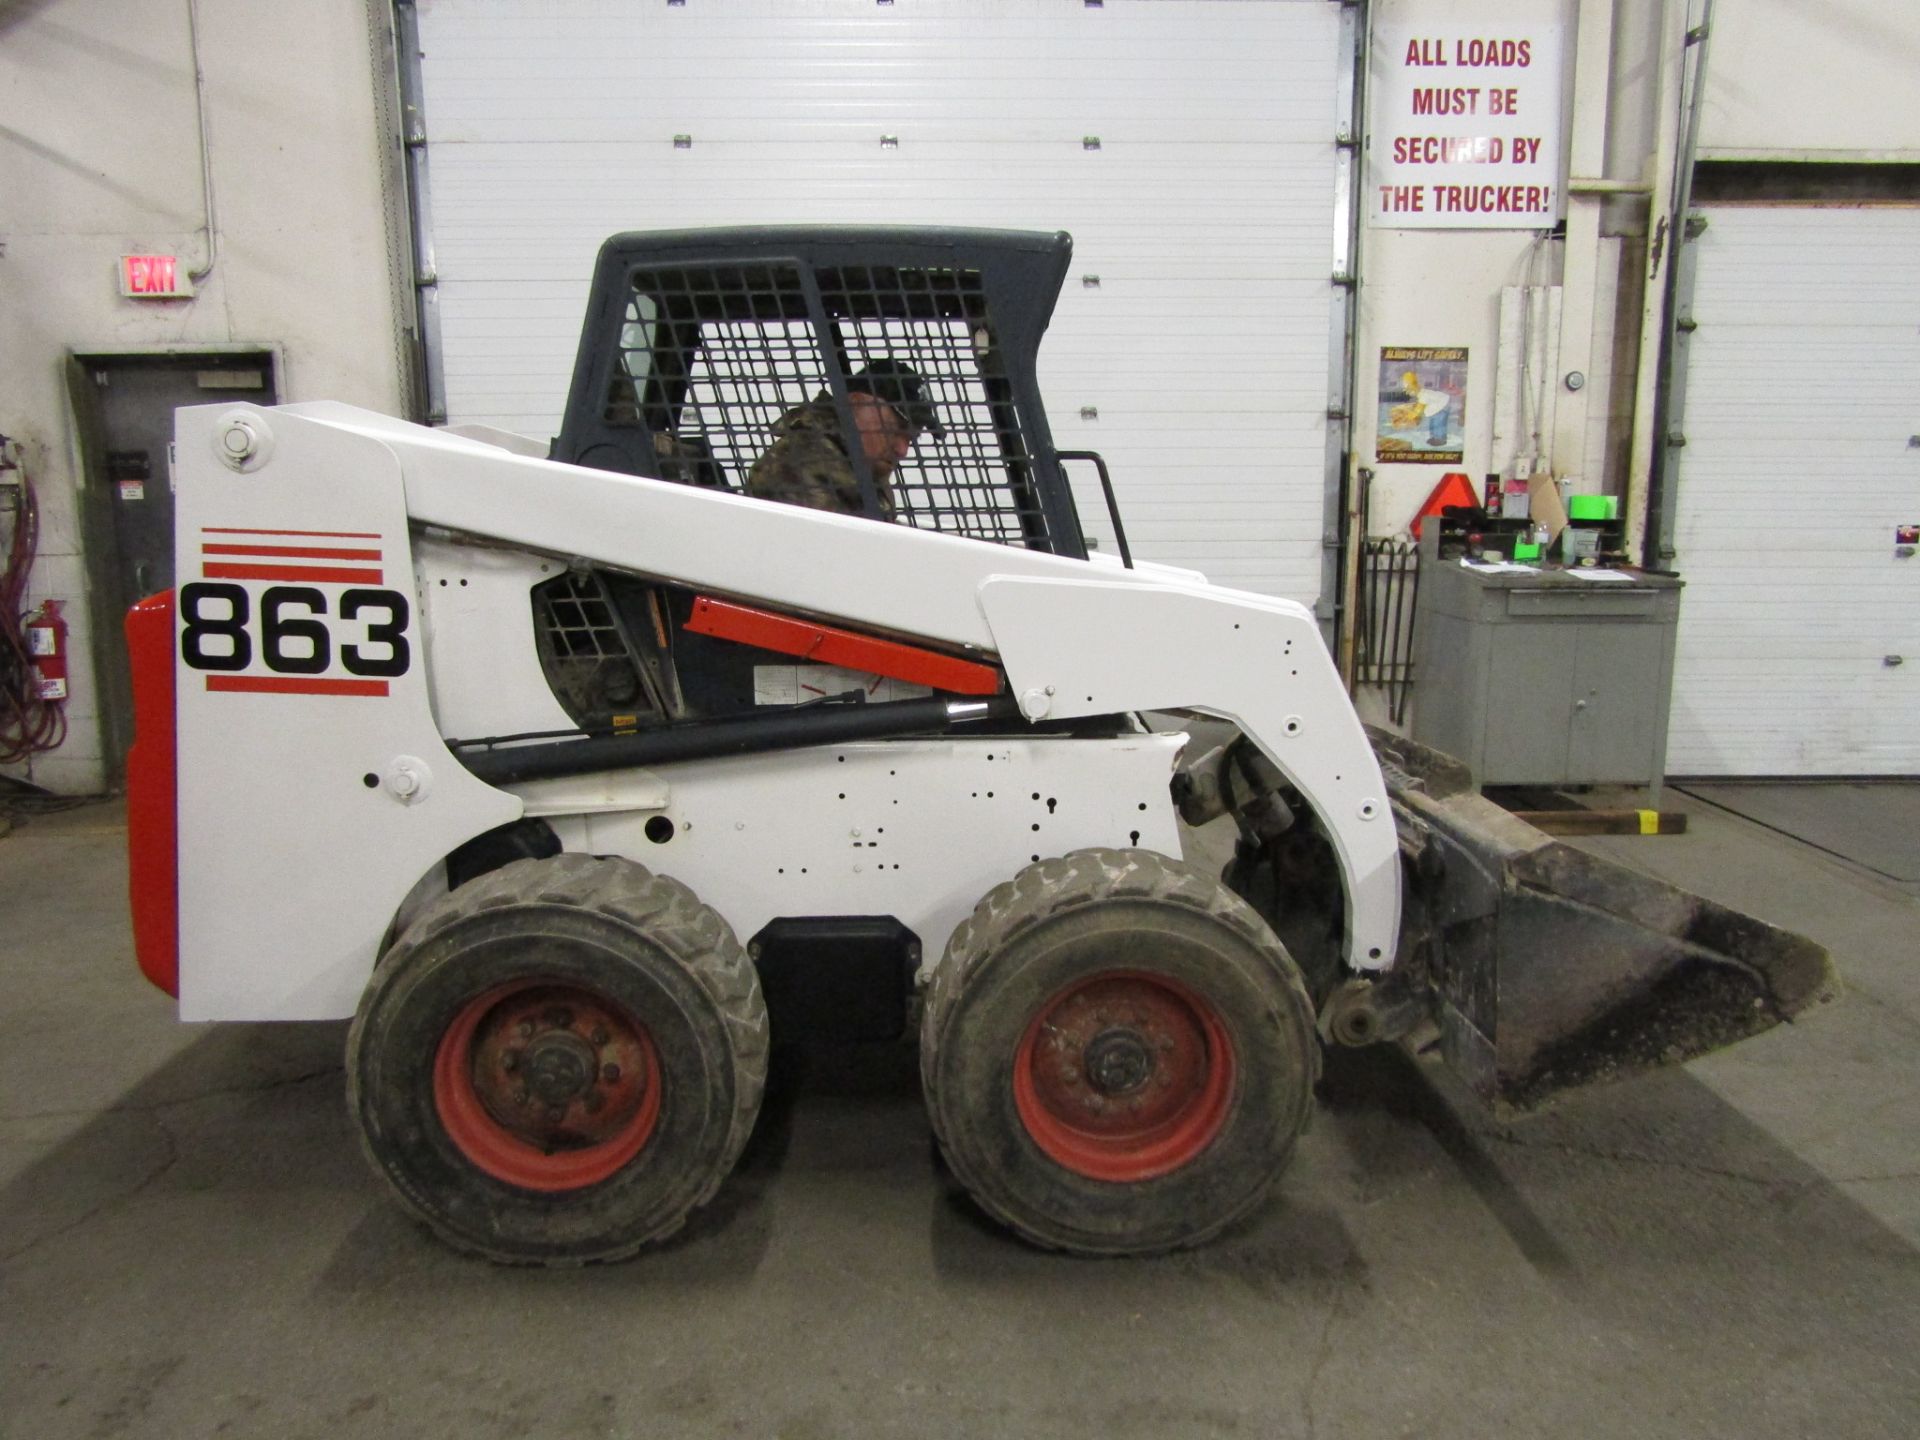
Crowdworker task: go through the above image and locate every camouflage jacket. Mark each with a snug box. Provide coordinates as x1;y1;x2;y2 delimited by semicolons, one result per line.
745;400;892;517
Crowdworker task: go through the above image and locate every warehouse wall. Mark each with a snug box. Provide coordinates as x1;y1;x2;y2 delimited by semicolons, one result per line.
1357;0;1920;540
8;1;1918;795
1356;0;1656;538
0;0;409;794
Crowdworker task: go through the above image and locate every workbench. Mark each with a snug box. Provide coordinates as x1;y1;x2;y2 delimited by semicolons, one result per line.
1410;534;1684;791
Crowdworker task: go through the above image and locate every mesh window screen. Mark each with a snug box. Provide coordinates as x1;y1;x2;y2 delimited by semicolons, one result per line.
818;264;1042;545
532;571;652;728
604;261;1051;548
684;316;828;483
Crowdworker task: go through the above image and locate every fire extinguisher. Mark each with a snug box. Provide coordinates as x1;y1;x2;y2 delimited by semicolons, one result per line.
25;599;68;700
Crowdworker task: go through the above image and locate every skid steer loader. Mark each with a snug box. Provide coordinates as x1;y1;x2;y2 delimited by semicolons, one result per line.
125;227;1834;1264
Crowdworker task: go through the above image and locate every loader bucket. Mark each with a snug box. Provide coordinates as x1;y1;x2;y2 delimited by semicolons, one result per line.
1369;730;1838;1115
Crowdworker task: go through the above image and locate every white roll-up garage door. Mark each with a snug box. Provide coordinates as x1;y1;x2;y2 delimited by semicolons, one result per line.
414;0;1344;603
1665;206;1920;775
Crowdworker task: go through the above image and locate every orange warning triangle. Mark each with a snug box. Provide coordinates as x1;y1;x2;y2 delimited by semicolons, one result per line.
1410;471;1480;540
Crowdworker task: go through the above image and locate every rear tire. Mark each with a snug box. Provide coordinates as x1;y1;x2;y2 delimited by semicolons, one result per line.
347;853;767;1265
921;848;1319;1255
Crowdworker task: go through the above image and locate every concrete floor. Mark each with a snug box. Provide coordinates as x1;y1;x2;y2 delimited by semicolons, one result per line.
2;790;1917;1439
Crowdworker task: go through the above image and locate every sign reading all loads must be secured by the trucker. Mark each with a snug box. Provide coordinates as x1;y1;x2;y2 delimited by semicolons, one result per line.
1370;24;1564;230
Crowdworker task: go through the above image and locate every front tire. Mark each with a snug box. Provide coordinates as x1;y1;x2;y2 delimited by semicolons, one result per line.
921;848;1318;1255
347;854;767;1265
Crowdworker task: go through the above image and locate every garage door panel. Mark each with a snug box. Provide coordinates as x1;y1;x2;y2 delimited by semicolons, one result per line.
419;2;1342;603
1683;376;1918;422
420;0;1332;144
425;143;1331;275
1674;515;1912;543
416;0;1336;602
1666;206;1920;775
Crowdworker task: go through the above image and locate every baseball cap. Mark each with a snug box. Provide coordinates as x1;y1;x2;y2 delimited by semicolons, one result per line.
846;359;945;440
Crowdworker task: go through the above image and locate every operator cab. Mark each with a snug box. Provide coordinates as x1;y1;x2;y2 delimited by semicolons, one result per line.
554;226;1089;553
536;227;1121;736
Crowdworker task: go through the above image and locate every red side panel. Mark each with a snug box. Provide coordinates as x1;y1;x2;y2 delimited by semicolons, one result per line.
126;591;179;998
685;597;1004;696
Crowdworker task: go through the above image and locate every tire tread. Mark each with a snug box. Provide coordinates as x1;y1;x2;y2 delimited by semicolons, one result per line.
348;853;767;1267
920;847;1318;1254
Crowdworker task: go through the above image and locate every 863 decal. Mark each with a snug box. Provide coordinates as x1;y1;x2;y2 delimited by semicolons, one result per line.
181;525;410;697
179;582;410;695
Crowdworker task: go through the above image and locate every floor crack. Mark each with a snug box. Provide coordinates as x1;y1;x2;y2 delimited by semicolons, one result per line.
0;1065;342;1125
0;1110;180;1267
1299;1280;1343;1440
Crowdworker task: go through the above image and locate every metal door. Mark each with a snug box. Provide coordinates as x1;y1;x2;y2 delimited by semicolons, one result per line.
69;351;278;780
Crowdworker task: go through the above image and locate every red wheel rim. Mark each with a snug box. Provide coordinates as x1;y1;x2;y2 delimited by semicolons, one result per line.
1013;971;1235;1182
432;980;662;1192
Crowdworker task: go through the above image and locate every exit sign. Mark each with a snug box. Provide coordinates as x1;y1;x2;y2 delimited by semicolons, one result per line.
120;255;194;299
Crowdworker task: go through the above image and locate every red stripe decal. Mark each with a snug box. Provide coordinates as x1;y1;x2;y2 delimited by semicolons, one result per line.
206;676;390;697
685;596;1003;696
203;544;383;561
203;562;384;584
202;527;382;539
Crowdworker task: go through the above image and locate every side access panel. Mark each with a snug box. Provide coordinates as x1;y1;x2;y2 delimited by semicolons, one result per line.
173;405;520;1020
529;733;1187;981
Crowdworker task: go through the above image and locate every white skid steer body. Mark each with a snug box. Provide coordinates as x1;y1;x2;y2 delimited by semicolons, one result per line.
162;401;1400;1023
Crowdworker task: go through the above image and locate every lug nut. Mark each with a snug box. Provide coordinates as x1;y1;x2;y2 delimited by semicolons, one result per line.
502;1050;521;1072
547;1106;566;1123
590;1027;609;1046
516;1086;531;1105
518;1021;535;1039
602;1063;621;1083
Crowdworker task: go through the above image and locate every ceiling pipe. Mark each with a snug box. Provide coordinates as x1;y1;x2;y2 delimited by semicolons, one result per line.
184;0;219;287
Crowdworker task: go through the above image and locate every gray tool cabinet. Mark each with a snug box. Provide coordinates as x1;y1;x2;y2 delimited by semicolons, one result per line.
1410;532;1684;790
